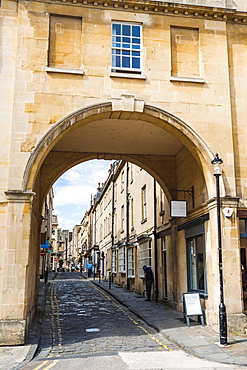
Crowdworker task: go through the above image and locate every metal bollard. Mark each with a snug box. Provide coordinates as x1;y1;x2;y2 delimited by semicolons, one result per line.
109;272;111;289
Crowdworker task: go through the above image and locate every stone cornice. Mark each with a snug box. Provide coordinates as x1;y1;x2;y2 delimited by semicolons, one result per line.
31;0;247;24
5;190;36;202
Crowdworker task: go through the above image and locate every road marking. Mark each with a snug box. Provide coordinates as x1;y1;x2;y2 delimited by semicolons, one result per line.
32;360;49;370
91;282;172;351
42;360;59;370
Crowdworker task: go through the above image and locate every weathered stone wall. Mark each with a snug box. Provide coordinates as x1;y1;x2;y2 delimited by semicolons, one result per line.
1;0;247;342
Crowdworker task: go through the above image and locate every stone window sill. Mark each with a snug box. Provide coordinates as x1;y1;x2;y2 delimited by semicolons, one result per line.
46;67;84;75
110;72;146;80
170;76;205;83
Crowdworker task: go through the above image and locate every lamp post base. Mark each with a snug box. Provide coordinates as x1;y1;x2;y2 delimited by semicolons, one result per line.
219;302;227;345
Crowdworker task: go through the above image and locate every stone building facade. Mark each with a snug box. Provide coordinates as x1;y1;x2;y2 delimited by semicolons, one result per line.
86;161;172;299
1;0;247;344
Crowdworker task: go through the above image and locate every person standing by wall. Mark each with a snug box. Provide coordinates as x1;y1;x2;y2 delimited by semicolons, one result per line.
143;265;154;301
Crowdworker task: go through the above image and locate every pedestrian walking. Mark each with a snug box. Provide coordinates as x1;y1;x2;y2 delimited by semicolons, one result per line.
87;262;93;277
143;265;153;301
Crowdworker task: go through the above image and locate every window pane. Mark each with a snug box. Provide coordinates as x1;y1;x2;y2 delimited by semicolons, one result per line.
189;239;197;290
132;25;140;37
123;37;130;43
112;55;120;67
112;42;121;48
113;24;121;35
197;236;205;290
122;56;130;68
123;43;130;49
132;57;140;69
132;51;140;56
132;38;140;45
122;25;130;36
122;50;130;56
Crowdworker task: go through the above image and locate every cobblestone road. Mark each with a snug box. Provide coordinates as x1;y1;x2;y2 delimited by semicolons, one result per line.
37;272;177;359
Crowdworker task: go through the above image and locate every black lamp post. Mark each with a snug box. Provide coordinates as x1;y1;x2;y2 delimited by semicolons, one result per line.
211;153;227;345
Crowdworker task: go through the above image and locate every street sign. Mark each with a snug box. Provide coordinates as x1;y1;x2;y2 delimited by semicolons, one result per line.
40;251;46;256
40;240;49;249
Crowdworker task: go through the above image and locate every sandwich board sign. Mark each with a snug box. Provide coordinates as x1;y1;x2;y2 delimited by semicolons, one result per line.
183;292;205;327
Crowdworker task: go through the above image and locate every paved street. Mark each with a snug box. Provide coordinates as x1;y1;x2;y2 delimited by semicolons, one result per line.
36;272;177;358
17;273;244;370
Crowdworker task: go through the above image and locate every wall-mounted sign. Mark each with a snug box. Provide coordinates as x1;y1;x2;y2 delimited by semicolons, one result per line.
170;200;187;217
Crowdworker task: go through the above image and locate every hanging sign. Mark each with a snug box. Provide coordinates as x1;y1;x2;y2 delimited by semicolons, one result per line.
170;200;187;217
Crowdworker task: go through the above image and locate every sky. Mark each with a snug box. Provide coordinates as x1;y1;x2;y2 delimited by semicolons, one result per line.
53;159;113;231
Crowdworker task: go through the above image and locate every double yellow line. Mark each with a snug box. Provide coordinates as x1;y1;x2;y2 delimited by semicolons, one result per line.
32;360;59;370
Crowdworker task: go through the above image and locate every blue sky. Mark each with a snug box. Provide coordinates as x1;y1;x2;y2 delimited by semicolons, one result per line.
53;159;113;230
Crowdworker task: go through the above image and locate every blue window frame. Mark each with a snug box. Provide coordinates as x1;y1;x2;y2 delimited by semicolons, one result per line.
112;22;142;73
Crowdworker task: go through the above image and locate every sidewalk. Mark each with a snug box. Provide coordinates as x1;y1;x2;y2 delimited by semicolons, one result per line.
0;272;56;370
89;276;247;367
1;272;247;369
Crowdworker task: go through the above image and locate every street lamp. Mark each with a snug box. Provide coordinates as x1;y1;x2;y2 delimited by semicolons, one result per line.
211;153;227;345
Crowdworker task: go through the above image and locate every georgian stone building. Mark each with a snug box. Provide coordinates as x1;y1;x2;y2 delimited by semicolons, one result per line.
85;161;172;298
1;0;247;344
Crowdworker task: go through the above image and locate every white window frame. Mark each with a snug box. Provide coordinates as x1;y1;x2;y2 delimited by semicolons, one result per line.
141;185;147;221
127;247;135;278
112;249;116;273
130;198;134;230
139;240;151;277
121;204;125;232
119;246;126;273
121;171;124;192
111;22;143;74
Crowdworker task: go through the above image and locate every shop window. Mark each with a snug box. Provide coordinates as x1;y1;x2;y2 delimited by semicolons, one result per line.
187;235;206;293
112;22;142;73
171;27;200;78
139;240;151;277
127;247;135;277
49;15;82;70
118;246;126;273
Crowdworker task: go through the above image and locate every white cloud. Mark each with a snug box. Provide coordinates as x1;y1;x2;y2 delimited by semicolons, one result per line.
53;159;113;230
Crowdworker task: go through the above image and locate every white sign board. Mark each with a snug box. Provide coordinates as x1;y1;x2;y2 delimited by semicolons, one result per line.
184;292;203;316
170;200;187;217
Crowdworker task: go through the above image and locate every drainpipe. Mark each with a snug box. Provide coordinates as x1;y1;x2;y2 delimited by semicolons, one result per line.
154;178;158;302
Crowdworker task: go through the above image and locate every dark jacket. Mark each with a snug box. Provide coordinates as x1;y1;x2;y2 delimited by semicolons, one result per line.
143;266;153;281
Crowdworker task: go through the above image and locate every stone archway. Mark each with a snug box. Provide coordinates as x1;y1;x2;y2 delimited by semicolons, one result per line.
24;96;216;203
3;97;232;345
